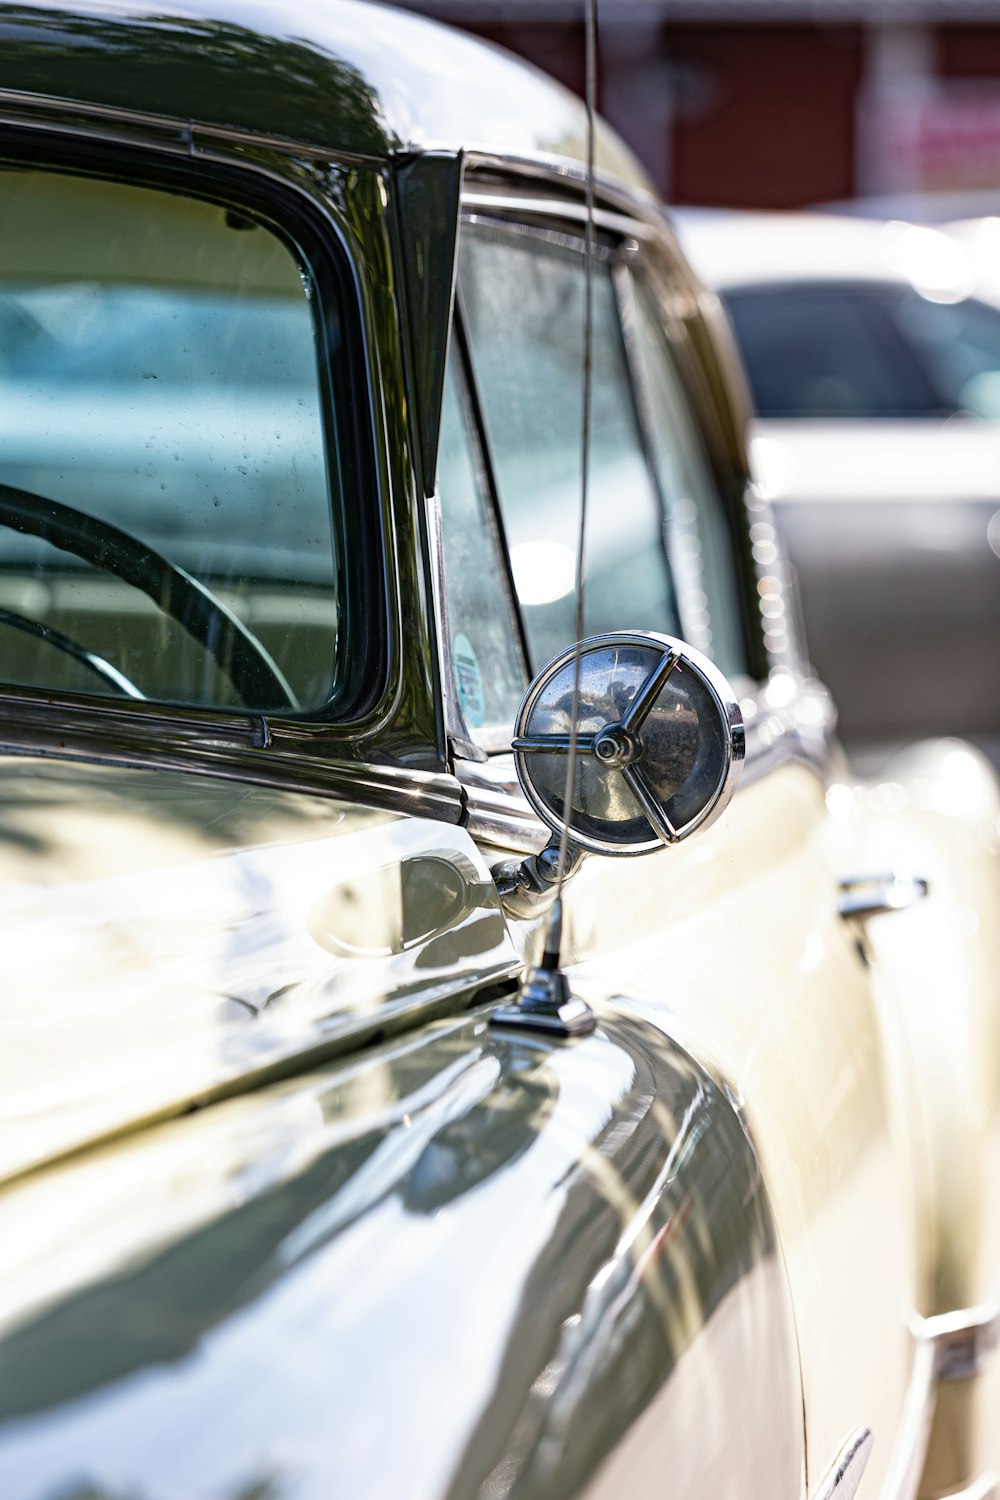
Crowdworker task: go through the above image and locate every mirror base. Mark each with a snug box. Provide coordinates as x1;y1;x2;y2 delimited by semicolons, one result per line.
491;991;596;1037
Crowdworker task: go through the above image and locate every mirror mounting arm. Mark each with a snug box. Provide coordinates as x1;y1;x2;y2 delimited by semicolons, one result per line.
492;838;585;920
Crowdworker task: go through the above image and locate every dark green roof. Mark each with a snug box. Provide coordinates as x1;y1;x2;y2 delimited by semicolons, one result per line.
0;0;651;186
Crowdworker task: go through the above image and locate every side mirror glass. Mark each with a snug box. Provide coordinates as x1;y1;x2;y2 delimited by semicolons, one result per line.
512;631;744;857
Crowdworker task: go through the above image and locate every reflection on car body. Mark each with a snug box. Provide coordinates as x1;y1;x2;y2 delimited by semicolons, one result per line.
0;5;999;1500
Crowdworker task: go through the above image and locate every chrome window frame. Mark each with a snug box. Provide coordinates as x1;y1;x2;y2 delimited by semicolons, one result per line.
0;94;455;796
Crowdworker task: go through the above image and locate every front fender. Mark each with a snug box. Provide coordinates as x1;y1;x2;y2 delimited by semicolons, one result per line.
0;1006;802;1499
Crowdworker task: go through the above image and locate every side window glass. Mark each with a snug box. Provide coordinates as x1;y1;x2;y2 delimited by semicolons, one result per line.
437;350;527;737
459;227;681;671
631;274;750;681
0;168;346;713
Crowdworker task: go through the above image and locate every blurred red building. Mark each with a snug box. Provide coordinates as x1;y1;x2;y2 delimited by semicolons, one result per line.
398;0;1000;210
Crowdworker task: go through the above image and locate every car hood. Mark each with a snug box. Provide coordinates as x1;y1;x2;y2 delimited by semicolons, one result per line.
0;755;517;1186
750;417;1000;504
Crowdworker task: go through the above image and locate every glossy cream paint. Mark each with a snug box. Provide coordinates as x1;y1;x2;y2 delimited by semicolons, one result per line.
550;740;1000;1499
10;744;998;1497
0;756;518;1181
0;930;794;1499
557;758;910;1498
0;4;996;1496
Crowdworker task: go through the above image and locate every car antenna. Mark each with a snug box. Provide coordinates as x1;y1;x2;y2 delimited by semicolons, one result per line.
492;0;599;1038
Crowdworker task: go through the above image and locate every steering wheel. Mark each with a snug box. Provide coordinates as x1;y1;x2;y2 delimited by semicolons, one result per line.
0;483;299;710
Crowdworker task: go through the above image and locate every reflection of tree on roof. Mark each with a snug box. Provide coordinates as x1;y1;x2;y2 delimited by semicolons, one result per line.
0;6;389;157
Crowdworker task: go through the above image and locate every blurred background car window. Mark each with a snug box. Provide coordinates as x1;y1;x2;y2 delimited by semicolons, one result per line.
887;289;1000;417
723;283;949;418
726;278;1000;421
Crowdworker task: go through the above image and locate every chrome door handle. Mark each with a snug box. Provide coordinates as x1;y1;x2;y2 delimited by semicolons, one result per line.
838;873;929;921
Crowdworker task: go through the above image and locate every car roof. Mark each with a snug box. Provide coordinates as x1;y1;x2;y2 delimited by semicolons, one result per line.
672;206;975;300
0;0;653;192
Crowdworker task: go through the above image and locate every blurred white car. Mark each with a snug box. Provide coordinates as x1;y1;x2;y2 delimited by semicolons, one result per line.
676;208;1000;760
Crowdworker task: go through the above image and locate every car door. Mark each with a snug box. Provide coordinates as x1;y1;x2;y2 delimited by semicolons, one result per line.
434;183;918;1498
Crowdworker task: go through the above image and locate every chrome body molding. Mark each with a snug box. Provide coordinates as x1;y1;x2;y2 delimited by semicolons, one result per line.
878;1338;937;1500
460;767;550;855
0;87;382;166
915;1300;1000;1382
461;187;658;241
0;93;658;224
810;1427;873;1500
838;874;930;922
463;147;659;214
0;702;467;824
943;1476;1000;1500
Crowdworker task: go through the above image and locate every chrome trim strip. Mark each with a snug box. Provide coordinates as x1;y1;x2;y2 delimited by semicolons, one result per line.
879;1336;937;1500
838;874;930;922
463;148;662;221
0;737;465;825
456;756;548;854
942;1476;1000;1500
0;86;190;150
426;486;466;752
0;86;386;166
195;121;380;166
811;1427;873;1500
461;208;614;261
915;1300;1000;1382
739;676;836;786
0;98;664;198
461;188;655;239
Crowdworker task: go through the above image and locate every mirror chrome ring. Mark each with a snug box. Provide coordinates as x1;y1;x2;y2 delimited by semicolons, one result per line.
513;631;745;858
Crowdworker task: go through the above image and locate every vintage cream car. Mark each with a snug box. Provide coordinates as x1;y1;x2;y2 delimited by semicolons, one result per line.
0;3;998;1499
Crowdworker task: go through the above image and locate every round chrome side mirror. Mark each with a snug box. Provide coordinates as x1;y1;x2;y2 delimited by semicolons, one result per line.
512;632;744;857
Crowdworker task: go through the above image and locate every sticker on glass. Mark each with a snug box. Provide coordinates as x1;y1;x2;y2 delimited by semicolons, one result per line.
453;632;486;729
